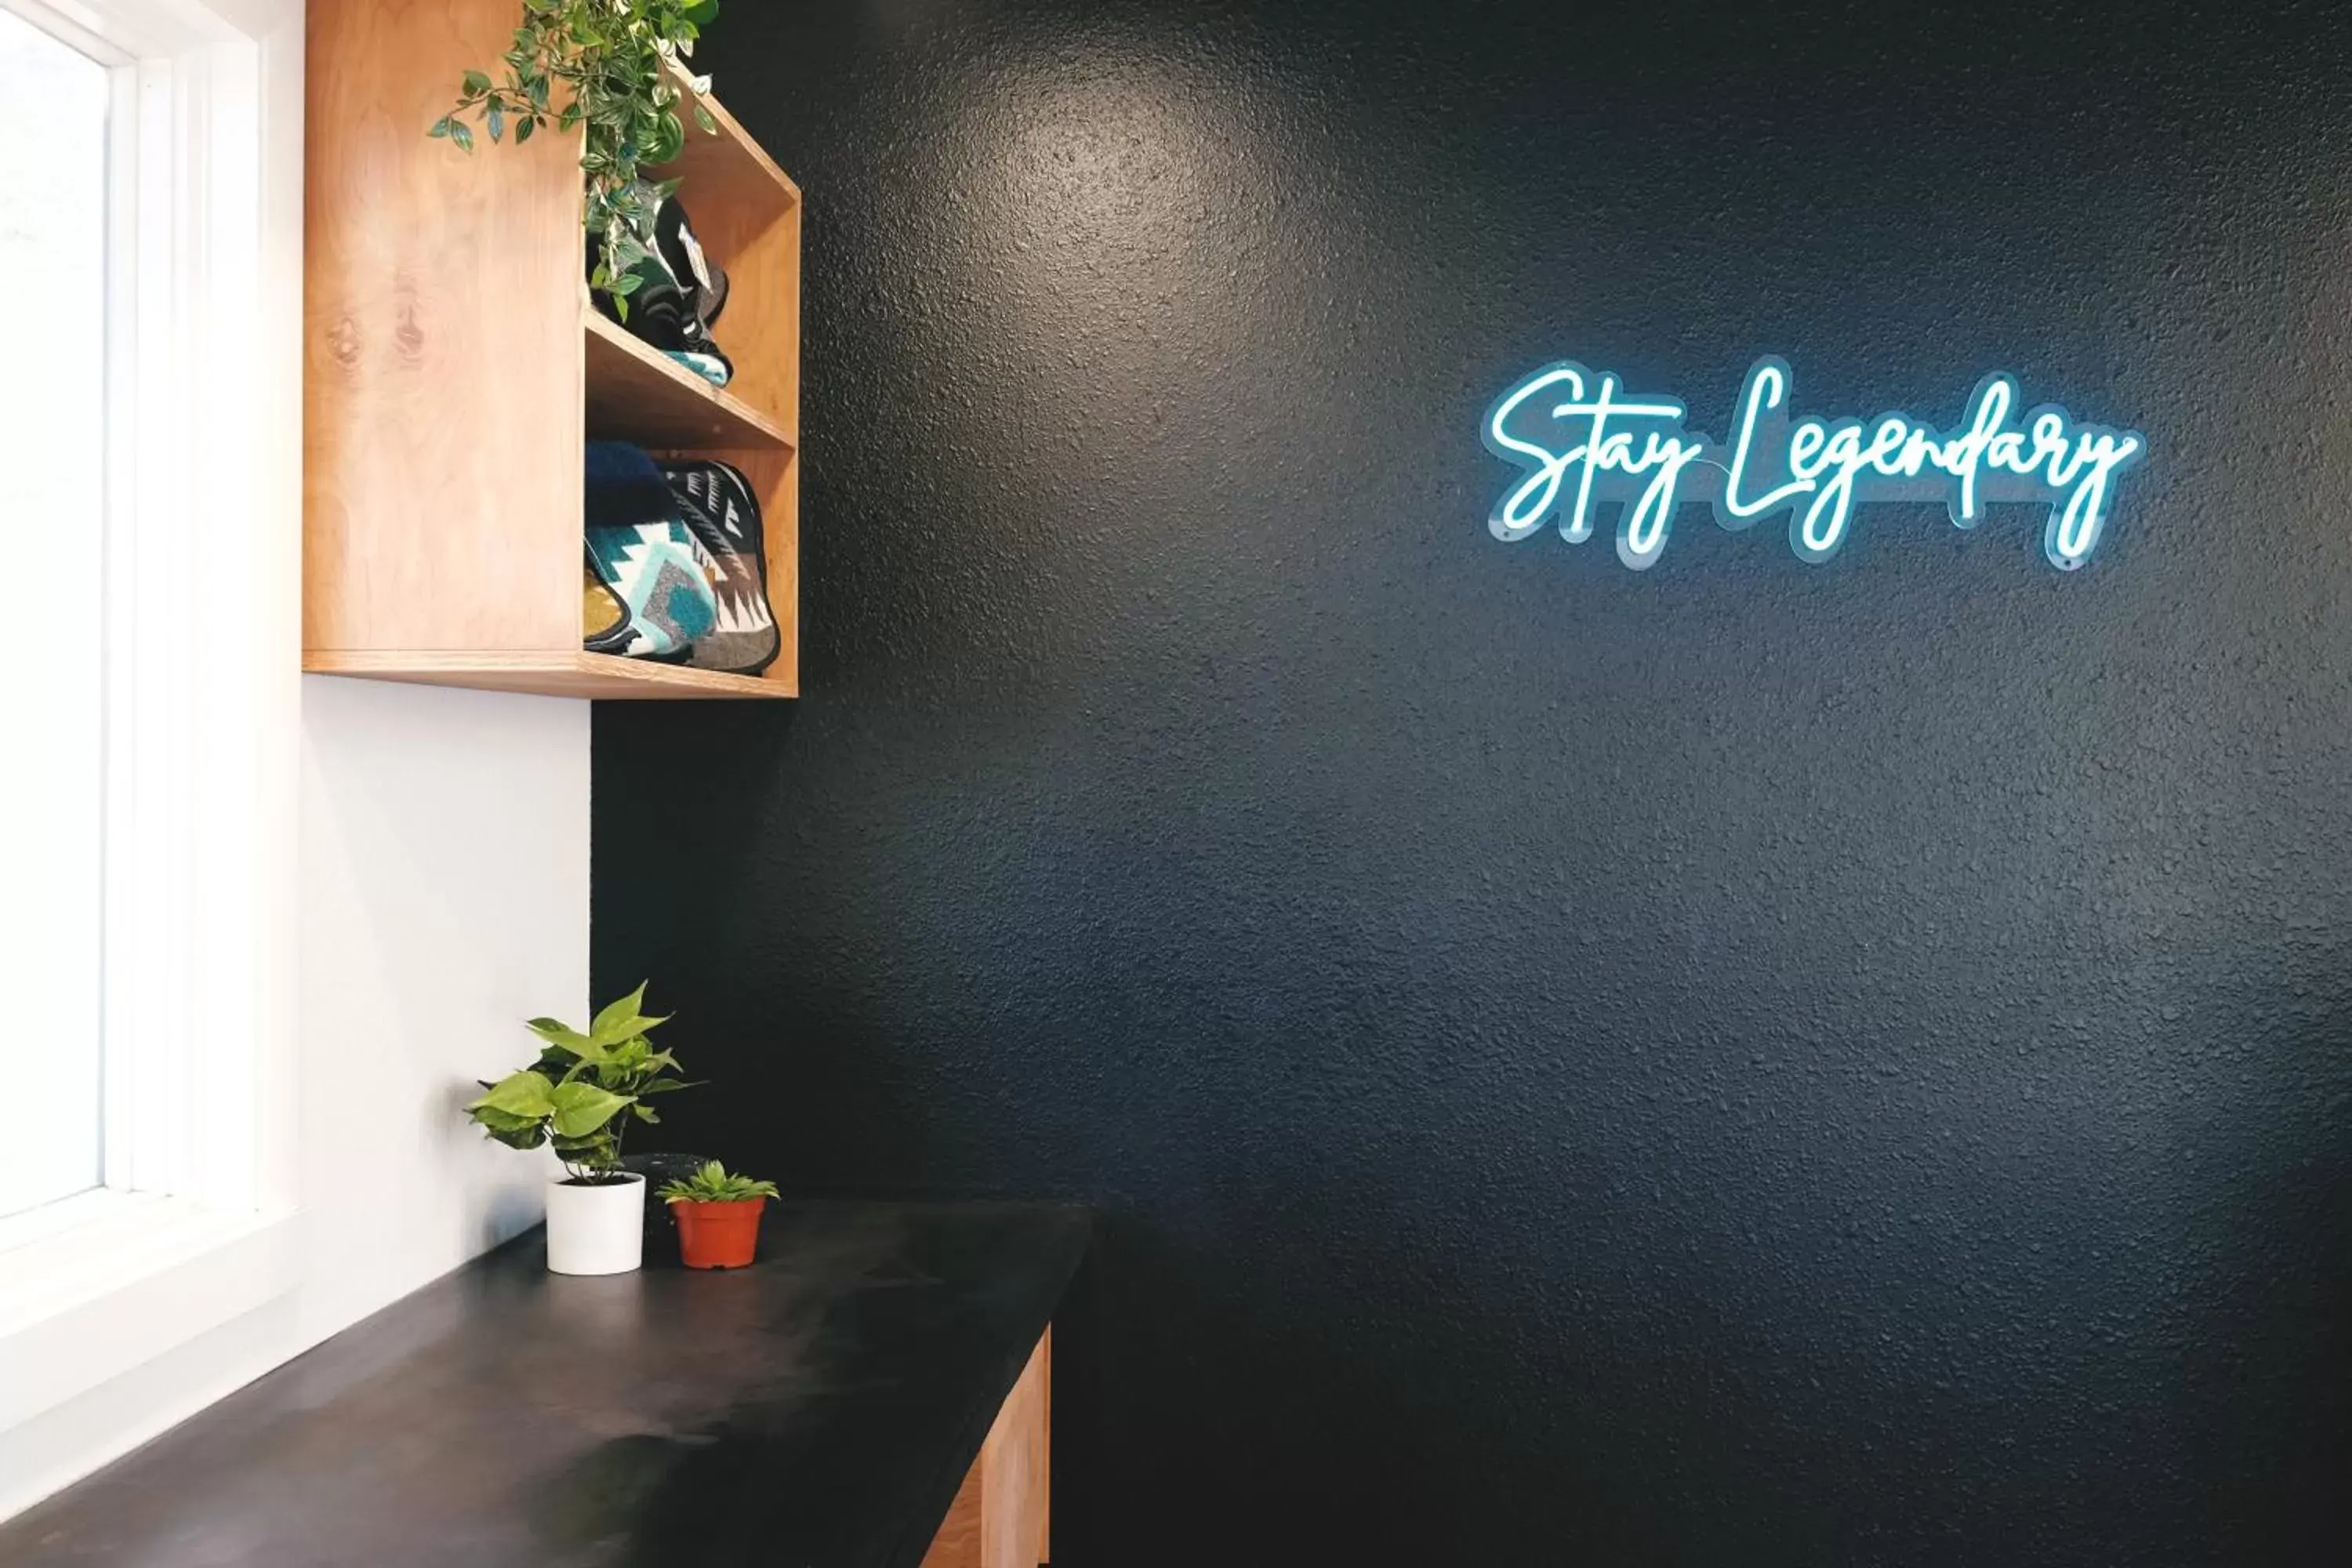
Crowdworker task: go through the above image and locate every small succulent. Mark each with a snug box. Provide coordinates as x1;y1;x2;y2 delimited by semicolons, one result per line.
657;1160;779;1204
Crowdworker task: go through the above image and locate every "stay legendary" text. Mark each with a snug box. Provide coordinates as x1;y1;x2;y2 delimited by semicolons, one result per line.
1483;358;2146;572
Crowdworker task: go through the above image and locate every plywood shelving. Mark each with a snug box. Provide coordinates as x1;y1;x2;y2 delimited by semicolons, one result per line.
582;314;791;452
303;2;801;699
302;649;788;702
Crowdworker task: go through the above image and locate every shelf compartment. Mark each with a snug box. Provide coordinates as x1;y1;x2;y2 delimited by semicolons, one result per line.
647;67;801;447
583;310;792;450
303;649;795;700
657;58;800;220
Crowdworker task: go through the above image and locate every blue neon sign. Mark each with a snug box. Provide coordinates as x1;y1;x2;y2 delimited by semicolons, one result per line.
1483;358;2147;572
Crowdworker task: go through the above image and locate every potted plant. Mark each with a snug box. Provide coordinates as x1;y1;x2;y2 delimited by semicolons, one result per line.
658;1160;778;1269
466;983;695;1275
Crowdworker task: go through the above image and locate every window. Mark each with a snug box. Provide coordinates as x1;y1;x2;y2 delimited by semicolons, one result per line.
0;0;301;1452
0;7;109;1229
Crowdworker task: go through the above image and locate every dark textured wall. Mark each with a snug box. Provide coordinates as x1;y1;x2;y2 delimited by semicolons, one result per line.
593;2;2352;1560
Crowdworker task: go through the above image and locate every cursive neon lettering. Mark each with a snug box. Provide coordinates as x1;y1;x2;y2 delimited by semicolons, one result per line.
1722;360;1810;521
1480;358;2146;572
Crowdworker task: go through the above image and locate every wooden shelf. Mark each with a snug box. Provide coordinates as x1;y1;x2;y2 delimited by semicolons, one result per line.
304;650;795;700
659;57;800;216
303;0;803;702
583;310;792;450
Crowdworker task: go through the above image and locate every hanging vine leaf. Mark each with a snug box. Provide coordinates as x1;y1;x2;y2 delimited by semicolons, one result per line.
431;1;724;314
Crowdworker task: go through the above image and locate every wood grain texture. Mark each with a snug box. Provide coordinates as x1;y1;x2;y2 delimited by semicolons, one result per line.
682;183;801;442
659;57;801;219
1038;1327;1051;1566
920;1332;1052;1568
584;310;792;449
303;0;585;655
302;649;794;699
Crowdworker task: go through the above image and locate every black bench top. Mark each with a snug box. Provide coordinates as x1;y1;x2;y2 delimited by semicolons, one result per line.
0;1200;1090;1567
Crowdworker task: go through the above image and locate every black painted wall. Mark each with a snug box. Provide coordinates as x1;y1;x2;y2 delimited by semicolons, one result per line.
593;2;2352;1560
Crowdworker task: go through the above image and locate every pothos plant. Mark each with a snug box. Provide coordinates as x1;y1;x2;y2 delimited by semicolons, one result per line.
466;983;696;1182
430;0;724;315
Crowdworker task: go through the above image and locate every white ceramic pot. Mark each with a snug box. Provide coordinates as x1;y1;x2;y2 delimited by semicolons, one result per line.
545;1173;645;1276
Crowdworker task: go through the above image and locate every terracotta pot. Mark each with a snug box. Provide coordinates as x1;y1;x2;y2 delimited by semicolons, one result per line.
670;1197;766;1269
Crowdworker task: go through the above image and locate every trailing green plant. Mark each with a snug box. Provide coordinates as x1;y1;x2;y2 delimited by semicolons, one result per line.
466;982;697;1181
430;0;724;314
656;1160;779;1205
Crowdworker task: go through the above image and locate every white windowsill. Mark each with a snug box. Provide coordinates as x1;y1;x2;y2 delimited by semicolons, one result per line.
0;1192;300;1432
0;1189;125;1257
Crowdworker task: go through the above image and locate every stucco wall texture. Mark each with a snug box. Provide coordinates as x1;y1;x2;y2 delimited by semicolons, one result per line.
595;2;2352;1561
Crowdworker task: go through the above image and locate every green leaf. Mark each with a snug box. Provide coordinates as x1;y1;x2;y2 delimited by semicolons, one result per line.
656;1159;779;1203
515;115;535;144
590;983;647;1041
468;1105;539;1134
549;1080;632;1138
606;227;652;267
684;0;720;26
525;1017;593;1053
471;1069;556;1120
427;114;454;139
486;103;505;142
645;109;684;165
532;1042;583;1076
590;983;671;1045
692;103;717;136
601;1039;653;1078
448;119;474;153
463;69;492;96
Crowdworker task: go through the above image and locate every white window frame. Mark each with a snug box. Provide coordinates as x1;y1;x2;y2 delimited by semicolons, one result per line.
0;0;301;1437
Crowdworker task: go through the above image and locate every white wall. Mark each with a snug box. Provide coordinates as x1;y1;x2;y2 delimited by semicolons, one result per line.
0;678;587;1517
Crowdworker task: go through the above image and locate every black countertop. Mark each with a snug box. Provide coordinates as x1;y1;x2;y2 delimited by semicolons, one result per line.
0;1200;1089;1567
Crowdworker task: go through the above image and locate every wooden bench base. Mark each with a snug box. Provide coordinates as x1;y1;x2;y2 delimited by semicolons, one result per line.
923;1330;1051;1568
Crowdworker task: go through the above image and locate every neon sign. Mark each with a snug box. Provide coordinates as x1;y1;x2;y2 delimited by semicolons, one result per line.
1483;358;2146;572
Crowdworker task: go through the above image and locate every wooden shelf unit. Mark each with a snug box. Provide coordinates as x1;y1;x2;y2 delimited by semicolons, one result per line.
303;1;801;699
